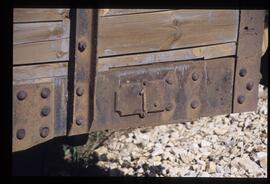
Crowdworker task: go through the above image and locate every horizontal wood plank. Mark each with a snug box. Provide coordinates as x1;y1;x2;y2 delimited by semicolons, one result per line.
99;9;169;16
97;42;236;71
13;62;68;81
13;38;69;65
98;10;239;57
13;8;70;23
13;19;70;45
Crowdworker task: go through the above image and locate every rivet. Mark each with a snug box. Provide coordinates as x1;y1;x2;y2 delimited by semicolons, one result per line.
166;103;173;111
78;41;87;52
139;112;145;118
40;127;49;138
191;100;199;109
76;117;84;126
41;88;50;98
237;96;245;104
192;72;199;81
166;78;173;85
76;87;84;96
16;129;25;140
246;82;254;91
239;68;247;77
17;91;27;101
153;102;158;107
142;81;147;86
41;106;50;116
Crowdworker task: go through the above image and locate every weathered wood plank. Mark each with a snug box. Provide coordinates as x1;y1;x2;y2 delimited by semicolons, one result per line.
13;63;68;81
98;42;236;71
98;10;239;57
13;8;70;23
99;9;169;16
13;38;69;65
13;19;70;45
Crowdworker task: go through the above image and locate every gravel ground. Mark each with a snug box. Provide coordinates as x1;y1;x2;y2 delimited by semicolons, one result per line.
77;85;268;177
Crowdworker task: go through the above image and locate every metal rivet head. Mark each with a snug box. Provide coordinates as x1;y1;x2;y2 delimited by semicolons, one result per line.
76;117;84;126
153;102;158;107
239;68;247;77
78;41;87;52
237;96;245;104
16;129;25;140
191;100;199;109
17;91;27;101
246;82;254;91
166;78;173;85
166;103;173;111
142;80;147;86
41;106;50;116
76;87;84;96
41;88;50;98
192;72;199;81
40;127;49;138
139;112;146;118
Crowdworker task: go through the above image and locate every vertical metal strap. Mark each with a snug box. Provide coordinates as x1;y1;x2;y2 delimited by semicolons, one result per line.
233;10;265;113
68;9;97;136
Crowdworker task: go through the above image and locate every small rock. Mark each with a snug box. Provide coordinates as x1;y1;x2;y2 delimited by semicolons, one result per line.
206;162;216;173
231;157;261;174
151;146;164;156
214;127;228;135
256;152;267;169
199;172;210;177
200;140;212;147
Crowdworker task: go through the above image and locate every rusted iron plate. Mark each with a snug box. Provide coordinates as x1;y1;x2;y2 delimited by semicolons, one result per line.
233;10;265;113
13;63;68;152
69;9;97;136
91;57;235;131
13;78;55;152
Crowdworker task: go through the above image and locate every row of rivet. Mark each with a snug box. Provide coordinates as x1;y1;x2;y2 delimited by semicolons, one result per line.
15;88;51;140
191;71;200;109
74;41;87;126
237;68;254;104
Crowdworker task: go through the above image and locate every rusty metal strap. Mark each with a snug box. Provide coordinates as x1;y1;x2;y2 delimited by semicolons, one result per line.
233;10;265;113
68;9;98;136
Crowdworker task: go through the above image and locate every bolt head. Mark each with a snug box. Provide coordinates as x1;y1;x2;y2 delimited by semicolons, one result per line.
17;91;27;101
40;127;49;138
192;72;199;81
246;82;254;91
16;129;25;140
76;117;84;126
166;103;173;111
41;88;50;98
237;96;245;104
191;100;199;109
41;106;50;116
239;68;247;77
166;78;173;85
142;80;147;86
139;112;146;118
76;87;84;96
78;41;87;52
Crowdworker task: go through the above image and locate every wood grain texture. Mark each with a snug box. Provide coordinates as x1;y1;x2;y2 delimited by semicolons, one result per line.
13;8;70;23
99;9;169;16
98;10;239;57
98;42;236;71
13;38;69;65
13;63;68;81
13;19;70;45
